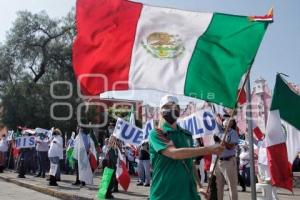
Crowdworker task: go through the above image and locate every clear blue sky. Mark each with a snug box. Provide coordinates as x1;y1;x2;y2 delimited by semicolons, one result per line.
0;0;299;106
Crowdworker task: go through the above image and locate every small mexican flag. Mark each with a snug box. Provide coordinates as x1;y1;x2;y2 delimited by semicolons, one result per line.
97;167;115;200
253;121;264;141
116;148;130;191
265;74;300;191
73;0;272;108
129;107;135;126
66;146;74;169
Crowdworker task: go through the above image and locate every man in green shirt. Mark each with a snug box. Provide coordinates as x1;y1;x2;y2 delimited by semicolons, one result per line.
149;95;224;200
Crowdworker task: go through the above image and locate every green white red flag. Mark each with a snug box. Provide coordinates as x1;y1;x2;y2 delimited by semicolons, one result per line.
265;74;300;191
73;0;272;108
116;148;131;191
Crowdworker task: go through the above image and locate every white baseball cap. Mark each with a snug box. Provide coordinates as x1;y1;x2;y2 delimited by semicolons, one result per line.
159;95;179;109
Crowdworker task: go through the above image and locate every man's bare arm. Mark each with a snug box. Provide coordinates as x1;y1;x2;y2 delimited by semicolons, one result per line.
161;144;224;160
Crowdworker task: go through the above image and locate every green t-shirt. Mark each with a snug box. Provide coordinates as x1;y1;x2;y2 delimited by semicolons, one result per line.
149;122;200;200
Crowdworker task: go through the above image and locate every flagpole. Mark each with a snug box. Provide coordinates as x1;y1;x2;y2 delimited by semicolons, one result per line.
245;74;257;200
206;68;252;197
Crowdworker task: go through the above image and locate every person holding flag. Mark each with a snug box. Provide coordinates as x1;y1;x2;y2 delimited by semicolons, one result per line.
72;124;97;186
215;118;240;200
105;135;120;199
124;144;136;175
149;95;224;200
65;131;76;174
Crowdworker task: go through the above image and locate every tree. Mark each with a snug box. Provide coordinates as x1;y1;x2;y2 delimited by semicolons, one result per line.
4;10;74;83
0;9;80;133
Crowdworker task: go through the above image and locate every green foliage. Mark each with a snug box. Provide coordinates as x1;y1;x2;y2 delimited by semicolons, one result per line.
108;107;130;121
0;9;79;133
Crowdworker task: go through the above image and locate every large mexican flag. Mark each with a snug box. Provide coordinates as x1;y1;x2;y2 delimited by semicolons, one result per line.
73;0;272;108
265;74;300;191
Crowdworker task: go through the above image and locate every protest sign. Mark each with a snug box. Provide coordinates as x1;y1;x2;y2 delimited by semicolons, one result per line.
114;118;153;145
114;109;218;145
113;118;144;146
177;110;219;139
66;148;75;169
143;119;154;141
7;131;14;141
35;128;50;142
49;163;58;176
15;136;36;149
23;129;35;135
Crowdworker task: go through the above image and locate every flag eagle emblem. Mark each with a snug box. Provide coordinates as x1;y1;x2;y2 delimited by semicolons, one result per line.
142;32;184;58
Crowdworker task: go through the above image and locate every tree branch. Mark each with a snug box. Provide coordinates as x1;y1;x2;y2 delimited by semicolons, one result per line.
29;43;43;48
28;56;38;77
49;26;73;40
36;27;51;38
32;26;73;83
33;61;46;83
33;47;47;83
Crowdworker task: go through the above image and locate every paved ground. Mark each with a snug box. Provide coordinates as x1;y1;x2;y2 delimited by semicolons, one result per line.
0;171;149;200
0;170;300;200
0;180;59;200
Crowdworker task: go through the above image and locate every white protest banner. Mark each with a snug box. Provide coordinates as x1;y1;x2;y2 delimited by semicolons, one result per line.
7;131;14;141
49;163;58;176
35;128;48;133
15;136;36;149
113;118;144;146
114;110;218;144
143;119;154;141
23;129;35;135
47;129;53;140
177;110;219;139
35;128;50;142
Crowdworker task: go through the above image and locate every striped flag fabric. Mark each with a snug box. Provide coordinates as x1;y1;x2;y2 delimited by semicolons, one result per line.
237;73;247;105
66;133;76;168
66;146;74;168
73;0;272;108
116;148;131;191
129;107;136;126
89;150;98;172
265;74;300;191
249;8;274;22
238;88;247;105
73;133;94;184
97;167;115;200
253;121;264;141
88;136;98;172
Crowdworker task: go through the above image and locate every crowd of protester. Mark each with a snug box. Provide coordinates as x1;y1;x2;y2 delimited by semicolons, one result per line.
0;118;263;193
0;111;299;200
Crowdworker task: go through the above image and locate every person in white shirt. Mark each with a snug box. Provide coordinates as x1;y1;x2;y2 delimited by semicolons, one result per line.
257;140;269;181
48;129;63;186
0;134;9;173
257;139;278;200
